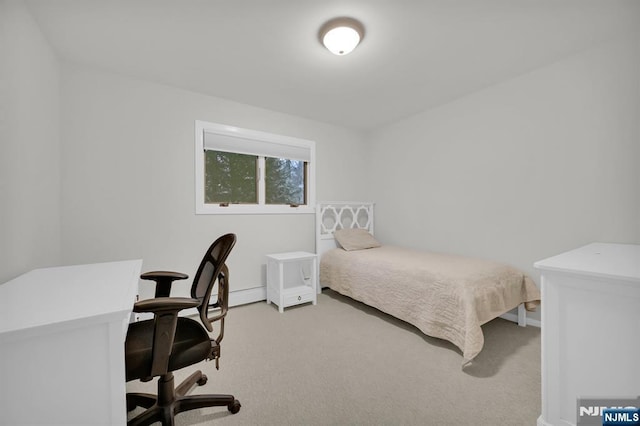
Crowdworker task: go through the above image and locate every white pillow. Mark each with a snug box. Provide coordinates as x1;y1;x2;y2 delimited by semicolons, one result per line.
333;228;381;251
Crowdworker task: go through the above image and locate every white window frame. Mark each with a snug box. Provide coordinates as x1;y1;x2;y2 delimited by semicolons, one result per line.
195;120;316;215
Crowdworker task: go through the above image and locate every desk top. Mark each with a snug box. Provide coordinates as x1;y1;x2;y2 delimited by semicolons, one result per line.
534;242;640;282
0;259;142;339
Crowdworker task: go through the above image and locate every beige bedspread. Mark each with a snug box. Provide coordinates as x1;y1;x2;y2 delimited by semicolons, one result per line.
320;246;540;365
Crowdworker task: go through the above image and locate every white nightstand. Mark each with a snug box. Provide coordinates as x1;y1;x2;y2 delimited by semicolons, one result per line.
266;251;317;313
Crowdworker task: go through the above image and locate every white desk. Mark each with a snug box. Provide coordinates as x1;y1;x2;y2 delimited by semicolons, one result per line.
0;260;142;425
535;243;640;426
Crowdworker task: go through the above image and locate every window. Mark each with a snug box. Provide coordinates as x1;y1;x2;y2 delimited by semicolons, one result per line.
205;151;258;204
195;120;315;214
264;157;307;205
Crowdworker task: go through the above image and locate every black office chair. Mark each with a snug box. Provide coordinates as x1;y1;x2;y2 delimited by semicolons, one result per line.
125;233;240;426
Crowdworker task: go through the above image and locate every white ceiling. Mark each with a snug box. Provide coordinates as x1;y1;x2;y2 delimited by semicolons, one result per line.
25;0;640;132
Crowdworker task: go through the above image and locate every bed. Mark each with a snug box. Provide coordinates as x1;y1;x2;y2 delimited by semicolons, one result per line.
316;201;540;366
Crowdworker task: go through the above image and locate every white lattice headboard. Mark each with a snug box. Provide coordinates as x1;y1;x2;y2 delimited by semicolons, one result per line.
315;201;375;257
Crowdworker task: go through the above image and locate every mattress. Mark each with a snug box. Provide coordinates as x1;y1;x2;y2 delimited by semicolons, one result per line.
320;245;540;365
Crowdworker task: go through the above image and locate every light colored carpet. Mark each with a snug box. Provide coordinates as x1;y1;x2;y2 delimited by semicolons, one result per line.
127;289;541;425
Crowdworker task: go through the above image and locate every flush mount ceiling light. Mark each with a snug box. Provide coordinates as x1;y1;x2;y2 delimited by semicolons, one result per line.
319;17;365;56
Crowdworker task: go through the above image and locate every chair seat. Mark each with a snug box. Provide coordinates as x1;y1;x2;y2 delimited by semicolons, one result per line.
126;317;211;382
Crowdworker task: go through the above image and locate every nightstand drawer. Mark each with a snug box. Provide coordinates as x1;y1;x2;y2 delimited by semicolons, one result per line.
283;287;315;307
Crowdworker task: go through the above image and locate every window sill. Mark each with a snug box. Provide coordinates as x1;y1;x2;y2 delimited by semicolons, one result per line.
196;204;315;215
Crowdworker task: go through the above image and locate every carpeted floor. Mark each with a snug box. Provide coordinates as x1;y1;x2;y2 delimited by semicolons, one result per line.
127;289;541;425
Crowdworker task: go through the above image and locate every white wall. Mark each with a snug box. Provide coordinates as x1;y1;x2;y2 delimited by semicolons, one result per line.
367;36;640;320
5;2;637;319
60;65;368;299
0;0;61;283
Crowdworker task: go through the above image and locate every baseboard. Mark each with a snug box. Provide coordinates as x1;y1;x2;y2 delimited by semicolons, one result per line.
229;285;266;307
135;286;267;321
500;312;541;328
537;415;551;426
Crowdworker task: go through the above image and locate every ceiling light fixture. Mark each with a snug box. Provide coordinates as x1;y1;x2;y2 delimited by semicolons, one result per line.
319;17;365;56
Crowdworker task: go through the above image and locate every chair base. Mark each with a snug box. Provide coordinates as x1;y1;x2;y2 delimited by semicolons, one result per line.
127;370;240;426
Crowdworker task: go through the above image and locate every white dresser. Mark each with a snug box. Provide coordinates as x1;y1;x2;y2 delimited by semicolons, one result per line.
0;260;142;425
534;243;640;426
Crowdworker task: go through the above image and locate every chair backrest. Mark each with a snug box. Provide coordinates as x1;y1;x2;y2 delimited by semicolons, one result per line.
191;233;237;333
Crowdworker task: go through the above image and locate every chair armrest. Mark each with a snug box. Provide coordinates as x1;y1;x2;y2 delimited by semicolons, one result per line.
202;266;229;340
140;271;189;281
131;297;200;377
140;271;189;298
133;297;199;314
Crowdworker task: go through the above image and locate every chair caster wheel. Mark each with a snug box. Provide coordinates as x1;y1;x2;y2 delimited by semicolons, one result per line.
228;399;241;414
197;374;208;386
